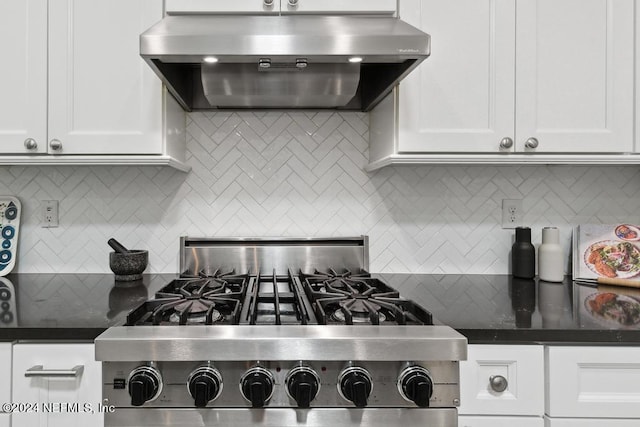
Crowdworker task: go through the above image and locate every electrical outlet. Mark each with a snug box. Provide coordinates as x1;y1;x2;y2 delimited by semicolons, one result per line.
42;200;59;228
501;199;522;229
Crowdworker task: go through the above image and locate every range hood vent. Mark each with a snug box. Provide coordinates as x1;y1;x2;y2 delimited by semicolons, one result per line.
140;15;430;111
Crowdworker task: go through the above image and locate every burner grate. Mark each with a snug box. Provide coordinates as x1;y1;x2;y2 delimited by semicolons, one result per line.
125;272;248;326
243;269;312;325
301;269;433;326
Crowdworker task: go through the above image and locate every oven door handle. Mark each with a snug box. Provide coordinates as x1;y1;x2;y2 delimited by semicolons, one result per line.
25;365;84;378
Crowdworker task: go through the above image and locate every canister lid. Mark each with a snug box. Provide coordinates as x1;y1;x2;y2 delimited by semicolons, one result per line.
542;227;560;244
515;227;531;242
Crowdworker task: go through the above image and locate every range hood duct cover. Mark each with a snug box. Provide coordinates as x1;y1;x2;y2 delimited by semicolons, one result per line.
140;15;430;111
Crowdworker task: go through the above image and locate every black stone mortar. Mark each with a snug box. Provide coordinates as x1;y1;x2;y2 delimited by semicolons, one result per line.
109;250;148;281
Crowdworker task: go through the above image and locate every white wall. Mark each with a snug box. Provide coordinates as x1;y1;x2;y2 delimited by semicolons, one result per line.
1;111;639;274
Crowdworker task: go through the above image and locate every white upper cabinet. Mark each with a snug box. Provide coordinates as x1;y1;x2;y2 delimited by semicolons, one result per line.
396;0;516;153
515;0;634;153
0;0;188;169
0;0;47;154
166;0;280;14
166;0;395;15
281;0;396;14
48;0;165;155
369;0;636;168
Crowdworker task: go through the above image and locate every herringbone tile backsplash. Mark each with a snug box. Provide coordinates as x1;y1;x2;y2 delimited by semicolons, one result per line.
2;111;640;274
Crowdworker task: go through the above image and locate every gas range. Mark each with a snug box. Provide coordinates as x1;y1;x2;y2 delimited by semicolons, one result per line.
95;237;467;427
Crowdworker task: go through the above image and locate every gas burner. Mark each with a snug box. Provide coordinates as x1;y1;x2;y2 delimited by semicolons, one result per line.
301;269;433;326
193;268;246;280
332;307;386;323
125;275;248;326
169;307;223;324
302;268;371;285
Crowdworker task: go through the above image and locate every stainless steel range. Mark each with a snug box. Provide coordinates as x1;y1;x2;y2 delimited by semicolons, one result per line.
95;237;467;427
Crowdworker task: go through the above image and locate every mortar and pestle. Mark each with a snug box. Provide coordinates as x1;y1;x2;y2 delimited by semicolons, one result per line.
108;238;148;282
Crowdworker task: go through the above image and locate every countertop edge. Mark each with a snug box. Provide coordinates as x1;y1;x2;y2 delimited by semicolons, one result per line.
3;327;640;346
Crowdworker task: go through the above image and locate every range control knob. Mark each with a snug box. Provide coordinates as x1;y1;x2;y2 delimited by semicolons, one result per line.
128;366;162;406
398;365;433;407
187;366;223;407
285;366;320;408
338;366;372;408
240;366;275;408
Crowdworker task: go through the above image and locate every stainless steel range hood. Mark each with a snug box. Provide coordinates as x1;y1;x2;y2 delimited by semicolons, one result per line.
140;15;430;111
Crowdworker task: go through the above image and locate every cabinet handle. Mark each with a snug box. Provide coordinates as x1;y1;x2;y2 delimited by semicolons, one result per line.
24;138;38;150
263;0;274;5
288;0;299;5
499;137;513;149
25;365;84;378
489;375;508;392
49;139;63;151
525;137;539;149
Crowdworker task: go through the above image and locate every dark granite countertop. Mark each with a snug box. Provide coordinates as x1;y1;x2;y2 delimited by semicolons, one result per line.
1;273;639;344
378;274;640;344
0;273;178;340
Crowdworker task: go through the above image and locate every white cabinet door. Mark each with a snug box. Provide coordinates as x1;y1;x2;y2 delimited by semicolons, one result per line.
460;416;544;427
459;345;544;416
0;0;47;154
166;0;279;14
545;418;640;426
397;0;516;153
282;0;395;14
546;346;640;418
12;343;103;427
167;0;395;15
515;0;634;153
0;343;11;414
0;414;10;427
47;0;164;155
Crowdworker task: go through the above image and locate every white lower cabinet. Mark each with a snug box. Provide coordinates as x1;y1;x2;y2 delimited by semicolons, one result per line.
459;344;544;426
0;343;11;414
544;417;640;426
0;342;10;427
463;345;640;425
12;343;103;427
546;346;640;420
460;416;544;427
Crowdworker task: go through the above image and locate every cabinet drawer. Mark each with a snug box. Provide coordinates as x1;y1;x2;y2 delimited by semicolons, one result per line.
545;417;640;426
546;346;640;418
282;0;396;14
460;415;543;427
459;345;544;416
166;0;279;14
12;343;102;427
0;343;10;411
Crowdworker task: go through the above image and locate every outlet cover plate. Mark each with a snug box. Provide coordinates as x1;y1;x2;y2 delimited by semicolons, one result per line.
502;199;522;229
42;200;59;228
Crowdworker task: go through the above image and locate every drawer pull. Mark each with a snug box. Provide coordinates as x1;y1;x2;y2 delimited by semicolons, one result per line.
489;375;508;392
25;365;84;378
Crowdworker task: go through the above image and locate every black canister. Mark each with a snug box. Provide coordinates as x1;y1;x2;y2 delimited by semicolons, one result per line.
512;227;535;279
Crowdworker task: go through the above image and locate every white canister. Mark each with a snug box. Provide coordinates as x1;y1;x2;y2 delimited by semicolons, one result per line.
538;227;564;282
